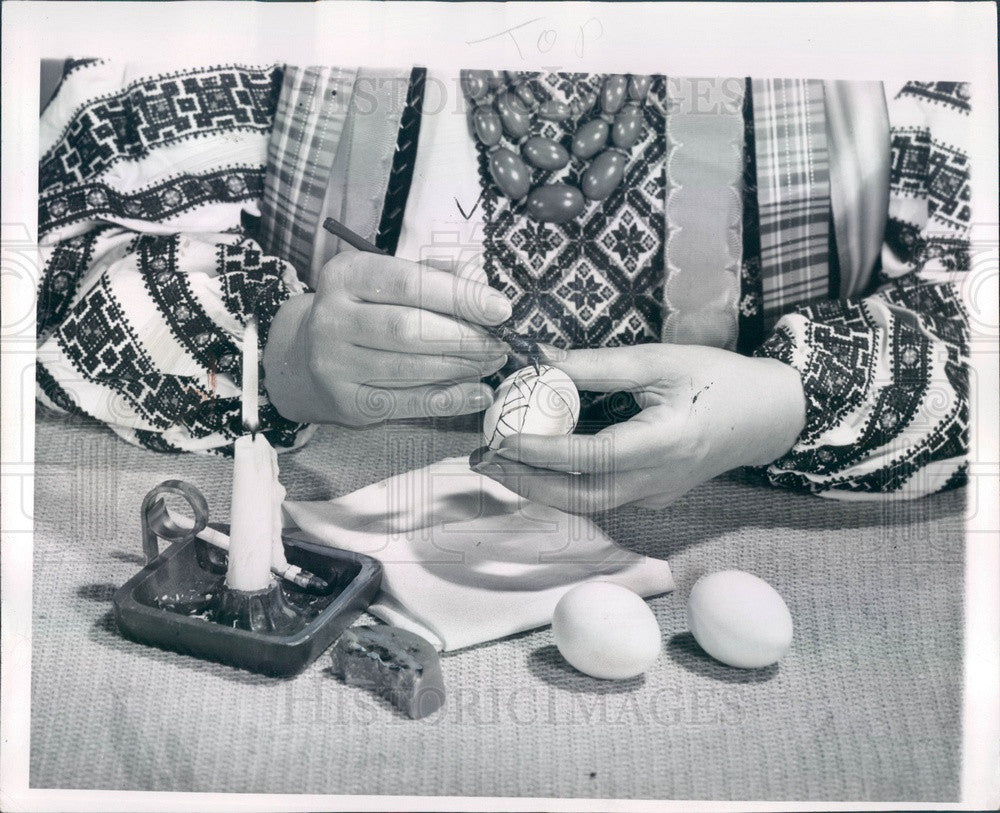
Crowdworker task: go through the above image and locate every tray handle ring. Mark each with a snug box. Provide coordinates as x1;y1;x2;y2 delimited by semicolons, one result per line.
140;479;210;563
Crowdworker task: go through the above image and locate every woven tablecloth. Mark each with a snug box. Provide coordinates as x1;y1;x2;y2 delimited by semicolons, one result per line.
29;411;964;800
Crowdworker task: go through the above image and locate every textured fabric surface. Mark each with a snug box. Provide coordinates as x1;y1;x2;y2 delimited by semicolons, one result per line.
662;76;744;350
880;81;971;279
309;67;411;286
35;61;314;456
374;67;426;257
30;411;964;800
738;77;766;355
478;72;669;363
756;278;969;498
38;62;281;243
752;78;831;321
822;80;890;299
36;231;312;454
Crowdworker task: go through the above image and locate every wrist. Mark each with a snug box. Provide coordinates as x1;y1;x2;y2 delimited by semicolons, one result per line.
261;293;321;423
739;357;807;467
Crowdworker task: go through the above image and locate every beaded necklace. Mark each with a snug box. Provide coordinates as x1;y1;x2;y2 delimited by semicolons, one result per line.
461;70;652;223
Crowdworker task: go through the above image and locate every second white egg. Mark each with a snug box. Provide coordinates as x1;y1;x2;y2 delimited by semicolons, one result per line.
687;570;793;669
552;582;662;680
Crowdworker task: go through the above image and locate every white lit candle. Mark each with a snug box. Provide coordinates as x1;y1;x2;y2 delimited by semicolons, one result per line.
226;316;278;593
271;478;290;573
241;314;260;433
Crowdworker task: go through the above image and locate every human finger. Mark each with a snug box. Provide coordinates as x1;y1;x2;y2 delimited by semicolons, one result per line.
343;348;507;388
544;345;670;392
492;424;649;473
351;381;494;422
344;303;510;356
336;254;512;326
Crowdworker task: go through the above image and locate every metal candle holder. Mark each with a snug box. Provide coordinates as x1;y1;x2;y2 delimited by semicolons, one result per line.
113;479;382;676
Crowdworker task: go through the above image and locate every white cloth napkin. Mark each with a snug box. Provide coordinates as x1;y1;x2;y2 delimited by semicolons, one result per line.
282;457;674;651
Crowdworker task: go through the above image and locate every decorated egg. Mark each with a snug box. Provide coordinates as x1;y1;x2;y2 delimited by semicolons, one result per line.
482;364;580;450
552;582;662;680
687;570;793;669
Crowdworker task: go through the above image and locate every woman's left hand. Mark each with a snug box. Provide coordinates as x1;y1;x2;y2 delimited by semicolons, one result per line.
472;344;807;512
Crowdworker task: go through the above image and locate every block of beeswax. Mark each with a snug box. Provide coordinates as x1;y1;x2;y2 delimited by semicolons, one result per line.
330;626;445;719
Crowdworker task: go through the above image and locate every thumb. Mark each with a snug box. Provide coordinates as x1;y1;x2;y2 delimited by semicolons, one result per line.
542;344;670;393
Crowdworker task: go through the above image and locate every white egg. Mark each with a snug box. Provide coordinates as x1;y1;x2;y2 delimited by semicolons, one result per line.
687;570;793;669
552;582;662;680
482;365;580;450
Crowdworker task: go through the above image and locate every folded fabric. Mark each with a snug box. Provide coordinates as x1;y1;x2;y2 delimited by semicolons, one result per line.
282;457;674;651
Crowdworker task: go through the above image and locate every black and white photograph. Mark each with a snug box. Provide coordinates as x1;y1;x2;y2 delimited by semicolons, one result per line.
2;2;998;810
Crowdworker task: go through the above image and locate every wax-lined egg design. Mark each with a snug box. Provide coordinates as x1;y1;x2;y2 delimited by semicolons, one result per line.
482;365;581;450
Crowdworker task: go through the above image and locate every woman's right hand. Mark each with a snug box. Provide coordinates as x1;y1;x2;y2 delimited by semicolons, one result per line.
262;251;512;426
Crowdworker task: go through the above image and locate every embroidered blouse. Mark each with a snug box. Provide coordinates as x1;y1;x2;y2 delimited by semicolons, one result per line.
36;61;970;498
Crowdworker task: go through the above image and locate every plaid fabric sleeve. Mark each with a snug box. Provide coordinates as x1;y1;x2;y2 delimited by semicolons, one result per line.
752;78;831;324
258;66;359;278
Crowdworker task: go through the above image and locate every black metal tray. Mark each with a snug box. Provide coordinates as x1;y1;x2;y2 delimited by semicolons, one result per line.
112;527;381;677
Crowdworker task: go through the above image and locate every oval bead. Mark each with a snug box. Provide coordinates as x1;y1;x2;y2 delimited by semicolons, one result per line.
460;70;490;101
473;106;502;147
522;136;570;171
612;106;643;149
489;148;531;199
527;184;586;223
628;75;652;101
486;71;506;89
600;74;628;114
515;82;537;108
571;118;609;159
582;150;627;201
496;92;531;139
538;100;571;122
579;91;599;116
